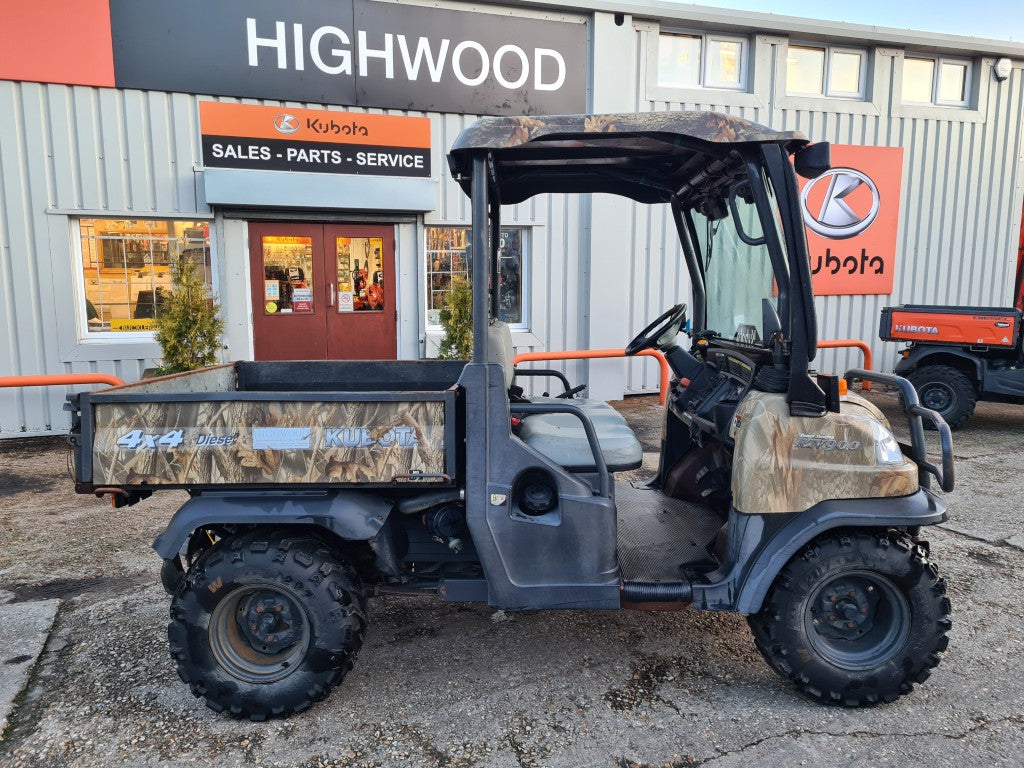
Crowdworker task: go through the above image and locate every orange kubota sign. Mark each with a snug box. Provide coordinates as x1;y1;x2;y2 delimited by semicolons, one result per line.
199;102;431;177
797;145;904;296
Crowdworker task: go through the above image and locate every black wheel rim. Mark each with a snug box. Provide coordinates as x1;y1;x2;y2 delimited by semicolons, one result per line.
209;584;311;684
919;382;955;414
804;570;910;671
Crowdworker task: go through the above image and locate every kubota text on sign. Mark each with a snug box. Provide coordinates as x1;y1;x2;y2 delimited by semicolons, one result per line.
797;145;904;296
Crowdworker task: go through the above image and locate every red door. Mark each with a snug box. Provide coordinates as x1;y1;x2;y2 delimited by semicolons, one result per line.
324;224;397;359
249;222;397;360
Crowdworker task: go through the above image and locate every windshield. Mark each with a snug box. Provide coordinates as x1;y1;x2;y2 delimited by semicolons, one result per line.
692;173;788;346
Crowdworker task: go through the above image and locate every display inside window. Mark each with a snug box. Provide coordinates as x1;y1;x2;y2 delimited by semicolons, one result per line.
262;236;313;314
79;218;211;333
657;33;746;91
425;226;524;326
335;237;385;312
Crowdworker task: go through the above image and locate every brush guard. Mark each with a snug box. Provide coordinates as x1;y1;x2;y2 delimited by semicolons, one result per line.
845;368;954;492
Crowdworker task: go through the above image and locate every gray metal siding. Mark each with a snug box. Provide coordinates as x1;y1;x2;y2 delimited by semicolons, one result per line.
3;8;1024;435
426;112;589;391
0;82;198;436
0;81;587;435
791;65;1024;378
633;26;1024;389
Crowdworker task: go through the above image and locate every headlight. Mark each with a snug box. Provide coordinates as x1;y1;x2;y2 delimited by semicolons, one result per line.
872;422;904;464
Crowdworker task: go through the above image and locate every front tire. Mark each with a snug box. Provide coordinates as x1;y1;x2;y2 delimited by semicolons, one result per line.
168;528;366;720
908;365;977;429
748;531;950;707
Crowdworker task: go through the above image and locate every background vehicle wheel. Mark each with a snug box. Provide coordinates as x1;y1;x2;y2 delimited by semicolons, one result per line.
908;365;977;429
747;531;951;707
168;528;366;720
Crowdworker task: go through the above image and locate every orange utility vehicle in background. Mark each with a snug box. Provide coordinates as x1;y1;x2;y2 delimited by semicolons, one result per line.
880;247;1024;428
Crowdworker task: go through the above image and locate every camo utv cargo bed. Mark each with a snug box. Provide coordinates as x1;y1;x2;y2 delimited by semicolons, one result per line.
69;361;464;491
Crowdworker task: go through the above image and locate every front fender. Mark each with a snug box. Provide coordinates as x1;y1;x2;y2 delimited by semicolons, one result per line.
152;490;393;559
692;489;947;614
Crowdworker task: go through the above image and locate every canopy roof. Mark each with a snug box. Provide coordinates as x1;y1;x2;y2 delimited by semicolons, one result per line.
447;112;808;205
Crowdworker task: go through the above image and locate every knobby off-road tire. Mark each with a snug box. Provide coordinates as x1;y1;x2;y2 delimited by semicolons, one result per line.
168;528;367;720
908;365;977;429
747;531;951;707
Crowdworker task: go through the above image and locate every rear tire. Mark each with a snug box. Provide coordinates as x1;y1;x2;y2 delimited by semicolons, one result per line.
168;528;366;720
908;365;977;429
748;531;950;707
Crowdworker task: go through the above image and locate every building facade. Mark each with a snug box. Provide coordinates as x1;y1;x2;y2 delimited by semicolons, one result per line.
2;0;1023;437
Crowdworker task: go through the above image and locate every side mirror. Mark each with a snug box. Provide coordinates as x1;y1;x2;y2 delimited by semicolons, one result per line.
794;142;831;179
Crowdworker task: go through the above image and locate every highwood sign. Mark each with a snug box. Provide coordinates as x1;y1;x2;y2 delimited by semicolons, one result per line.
797;145;904;296
110;0;587;116
199;103;431;176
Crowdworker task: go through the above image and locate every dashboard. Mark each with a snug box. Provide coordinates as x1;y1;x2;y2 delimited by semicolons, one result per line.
668;345;760;443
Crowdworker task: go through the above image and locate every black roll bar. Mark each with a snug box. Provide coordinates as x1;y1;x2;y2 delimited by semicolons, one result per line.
471;154;490;363
845;369;955;493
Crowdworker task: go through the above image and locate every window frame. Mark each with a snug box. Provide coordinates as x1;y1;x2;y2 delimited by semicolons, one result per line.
423;224;530;332
901;53;973;107
785;42;869;100
656;30;750;92
72;216;215;343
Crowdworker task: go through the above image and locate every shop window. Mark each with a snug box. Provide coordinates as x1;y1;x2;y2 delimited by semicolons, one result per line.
77;218;211;334
425;226;526;327
657;32;747;90
902;55;972;107
786;44;867;99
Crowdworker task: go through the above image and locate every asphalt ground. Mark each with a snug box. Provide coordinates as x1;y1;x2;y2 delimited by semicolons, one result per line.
0;391;1022;767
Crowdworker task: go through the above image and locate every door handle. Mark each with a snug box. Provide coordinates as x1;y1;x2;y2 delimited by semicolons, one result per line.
328;282;335;307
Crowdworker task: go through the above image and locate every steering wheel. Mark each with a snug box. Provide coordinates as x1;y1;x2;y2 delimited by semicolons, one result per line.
625;303;688;356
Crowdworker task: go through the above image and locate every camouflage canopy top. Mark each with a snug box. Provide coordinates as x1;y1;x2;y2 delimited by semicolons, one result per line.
447;111;808;205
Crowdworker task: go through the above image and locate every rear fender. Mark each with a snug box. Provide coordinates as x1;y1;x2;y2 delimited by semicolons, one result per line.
895;346;983;382
152;490;393;560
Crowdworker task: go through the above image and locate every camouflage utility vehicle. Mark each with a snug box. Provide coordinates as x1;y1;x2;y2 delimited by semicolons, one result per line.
69;112;955;719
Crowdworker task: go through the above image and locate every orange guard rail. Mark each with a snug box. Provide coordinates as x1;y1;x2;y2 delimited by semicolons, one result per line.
513;339;873;404
0;373;126;389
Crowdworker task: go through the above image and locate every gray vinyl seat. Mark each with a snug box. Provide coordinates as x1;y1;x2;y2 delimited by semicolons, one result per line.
487;321;643;472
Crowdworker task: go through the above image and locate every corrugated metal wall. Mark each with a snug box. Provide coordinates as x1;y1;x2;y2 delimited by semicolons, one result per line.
3;9;1023;435
427;113;588;388
628;25;1024;391
0;81;585;436
0;82;199;436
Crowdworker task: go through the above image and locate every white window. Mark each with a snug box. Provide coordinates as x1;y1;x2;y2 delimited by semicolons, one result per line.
425;226;527;328
902;54;972;107
786;44;867;99
75;218;212;337
657;32;747;91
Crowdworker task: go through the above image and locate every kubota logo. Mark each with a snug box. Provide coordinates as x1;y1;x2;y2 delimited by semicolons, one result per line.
273;113;300;134
801;168;880;239
895;324;939;335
